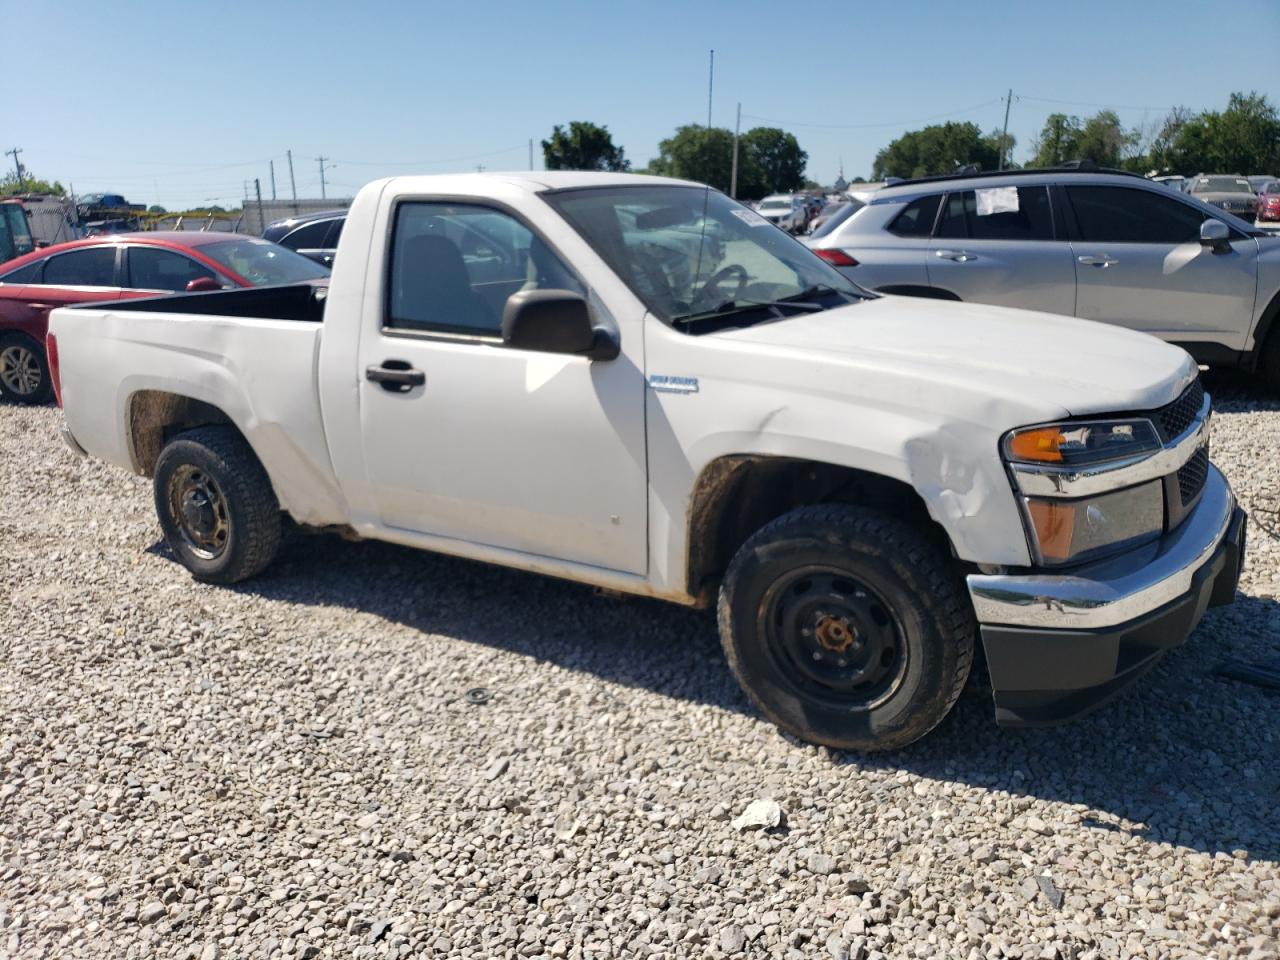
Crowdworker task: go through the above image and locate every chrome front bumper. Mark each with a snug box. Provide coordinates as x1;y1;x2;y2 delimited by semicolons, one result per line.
969;464;1235;629
967;466;1246;725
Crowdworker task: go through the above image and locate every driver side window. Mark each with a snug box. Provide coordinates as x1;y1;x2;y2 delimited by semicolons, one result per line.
386;202;584;336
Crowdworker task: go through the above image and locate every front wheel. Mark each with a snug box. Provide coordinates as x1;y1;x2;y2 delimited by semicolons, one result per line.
0;334;52;404
153;426;281;584
718;504;975;751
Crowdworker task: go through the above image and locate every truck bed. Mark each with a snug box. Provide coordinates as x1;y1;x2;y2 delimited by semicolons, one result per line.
51;287;347;527
73;282;328;323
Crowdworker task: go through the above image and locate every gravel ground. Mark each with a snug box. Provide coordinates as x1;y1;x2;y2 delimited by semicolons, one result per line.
1;375;1278;960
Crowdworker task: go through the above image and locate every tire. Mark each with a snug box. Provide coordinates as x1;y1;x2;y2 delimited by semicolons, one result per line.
153;426;281;584
0;333;52;404
1260;329;1280;394
717;504;975;752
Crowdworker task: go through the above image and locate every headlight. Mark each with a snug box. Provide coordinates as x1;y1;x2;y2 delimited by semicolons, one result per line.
1003;419;1161;467
1003;418;1165;566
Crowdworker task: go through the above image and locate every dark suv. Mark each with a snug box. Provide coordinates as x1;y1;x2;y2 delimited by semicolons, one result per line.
262;210;346;267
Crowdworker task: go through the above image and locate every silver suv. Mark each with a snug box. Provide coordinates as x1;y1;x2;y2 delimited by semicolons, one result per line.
805;168;1280;389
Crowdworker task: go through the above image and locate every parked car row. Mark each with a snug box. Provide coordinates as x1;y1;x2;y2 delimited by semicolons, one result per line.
804;166;1280;390
0;233;328;402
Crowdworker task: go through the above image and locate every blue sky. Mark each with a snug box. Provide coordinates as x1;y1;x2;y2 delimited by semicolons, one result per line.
4;0;1276;209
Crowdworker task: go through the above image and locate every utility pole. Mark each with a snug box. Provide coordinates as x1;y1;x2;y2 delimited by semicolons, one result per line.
286;149;297;209
4;147;24;187
998;88;1013;170
254;178;264;233
528;138;534;171
317;156;335;199
707;49;714;128
730;102;741;199
269;160;277;200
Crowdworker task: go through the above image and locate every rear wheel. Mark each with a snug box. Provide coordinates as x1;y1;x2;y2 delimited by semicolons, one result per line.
718;504;975;751
0;334;51;404
153;426;281;584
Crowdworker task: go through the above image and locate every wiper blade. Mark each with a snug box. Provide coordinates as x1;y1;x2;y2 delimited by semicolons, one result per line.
672;295;826;326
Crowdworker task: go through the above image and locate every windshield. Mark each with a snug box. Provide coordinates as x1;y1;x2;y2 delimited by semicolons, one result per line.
198;238;331;285
1192;177;1254;194
759;199;792;211
545;185;863;327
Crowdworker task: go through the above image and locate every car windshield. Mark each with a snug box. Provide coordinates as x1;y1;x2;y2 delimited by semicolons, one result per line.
1192;177;1254;194
545;184;864;328
759;200;791;211
197;238;331;285
1266;183;1280;195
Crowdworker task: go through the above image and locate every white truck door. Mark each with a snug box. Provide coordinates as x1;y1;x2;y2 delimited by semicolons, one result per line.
351;200;648;575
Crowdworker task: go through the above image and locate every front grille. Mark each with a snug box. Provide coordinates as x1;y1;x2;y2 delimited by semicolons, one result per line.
1178;446;1209;507
1154;379;1205;441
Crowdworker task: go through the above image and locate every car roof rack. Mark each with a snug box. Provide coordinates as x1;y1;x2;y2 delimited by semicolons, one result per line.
883;161;1149;189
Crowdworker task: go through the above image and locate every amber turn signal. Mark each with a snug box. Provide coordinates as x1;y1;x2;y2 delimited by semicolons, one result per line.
1007;427;1066;463
1025;500;1076;562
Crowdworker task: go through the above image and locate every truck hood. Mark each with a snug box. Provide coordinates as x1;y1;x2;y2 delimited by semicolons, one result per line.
714;294;1198;417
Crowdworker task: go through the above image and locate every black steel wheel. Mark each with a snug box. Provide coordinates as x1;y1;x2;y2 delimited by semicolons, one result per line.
0;334;51;404
718;504;975;752
153;426;281;584
763;568;910;712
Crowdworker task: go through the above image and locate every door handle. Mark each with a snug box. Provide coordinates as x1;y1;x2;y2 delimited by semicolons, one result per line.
365;362;425;393
1077;255;1119;268
934;249;977;262
27;302;54;311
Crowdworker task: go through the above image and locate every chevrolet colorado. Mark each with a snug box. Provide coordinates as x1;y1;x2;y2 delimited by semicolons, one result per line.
48;172;1247;750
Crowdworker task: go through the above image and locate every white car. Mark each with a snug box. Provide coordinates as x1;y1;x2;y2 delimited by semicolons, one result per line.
50;172;1246;751
755;194;807;233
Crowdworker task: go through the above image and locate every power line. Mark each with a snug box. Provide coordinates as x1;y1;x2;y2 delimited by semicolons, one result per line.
741;98;1002;130
1018;95;1177;112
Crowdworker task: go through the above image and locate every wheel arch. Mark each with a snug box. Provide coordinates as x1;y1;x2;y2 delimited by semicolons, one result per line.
684;454;952;605
126;389;237;478
1247;286;1280;371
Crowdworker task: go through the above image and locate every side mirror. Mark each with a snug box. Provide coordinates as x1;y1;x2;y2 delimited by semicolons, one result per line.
185;276;222;293
1200;219;1230;253
501;289;619;360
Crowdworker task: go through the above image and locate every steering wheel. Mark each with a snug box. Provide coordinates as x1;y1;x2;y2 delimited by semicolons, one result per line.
693;264;749;311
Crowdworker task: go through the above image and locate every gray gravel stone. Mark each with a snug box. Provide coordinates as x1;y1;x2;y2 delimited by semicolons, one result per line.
0;381;1277;958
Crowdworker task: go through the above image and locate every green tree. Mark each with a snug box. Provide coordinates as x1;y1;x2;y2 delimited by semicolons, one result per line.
871;122;1004;179
0;172;66;196
147;204;167;214
647;125;736;191
1165;92;1280;174
541;121;630;172
740;127;807;198
1028;113;1082;167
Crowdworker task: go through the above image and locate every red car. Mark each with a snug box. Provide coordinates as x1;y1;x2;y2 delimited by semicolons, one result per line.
1257;181;1280;223
0;232;329;403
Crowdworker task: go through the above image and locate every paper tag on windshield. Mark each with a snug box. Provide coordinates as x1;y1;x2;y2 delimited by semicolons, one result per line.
975;186;1018;216
730;208;769;227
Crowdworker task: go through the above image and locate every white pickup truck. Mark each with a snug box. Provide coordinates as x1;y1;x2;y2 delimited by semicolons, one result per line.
50;172;1247;751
